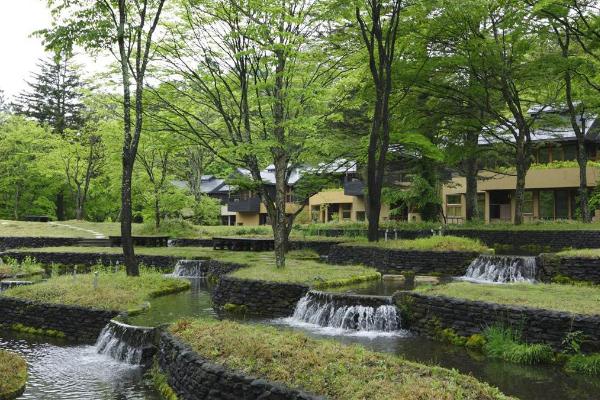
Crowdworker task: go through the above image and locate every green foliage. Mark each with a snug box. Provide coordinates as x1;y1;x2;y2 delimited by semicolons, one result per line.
466;334;487;350
2;268;190;311
483;326;554;365
562;331;586;355
137;219;198;238
438;328;467;346
342;236;490;253
0;257;45;277
0;350;27;400
170;319;512;400
222;303;248;316
191;196;221;226
149;362;179;400
565;354;600;376
416;282;600;315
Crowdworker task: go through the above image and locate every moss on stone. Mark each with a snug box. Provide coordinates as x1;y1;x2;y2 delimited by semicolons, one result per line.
223;303;248;316
0;350;27;400
9;323;66;339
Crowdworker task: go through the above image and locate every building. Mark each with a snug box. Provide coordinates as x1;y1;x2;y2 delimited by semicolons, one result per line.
172;175;236;225
442;107;600;223
226;166;302;226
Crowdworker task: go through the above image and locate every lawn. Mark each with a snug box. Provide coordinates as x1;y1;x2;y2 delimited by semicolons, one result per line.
416;282;600;315
1;269;190;311
170;319;512;400
556;248;600;258
0;350;27;400
341;235;491;253
14;246;378;287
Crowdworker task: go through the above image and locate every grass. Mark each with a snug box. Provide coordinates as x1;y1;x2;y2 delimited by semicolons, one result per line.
170;319;513;400
1;268;190;311
556;248;600;258
0;257;45;278
415;282;600;315
341;235;491;253
565;354;600;375
0;350;27;400
13;246;378;287
483;326;554;365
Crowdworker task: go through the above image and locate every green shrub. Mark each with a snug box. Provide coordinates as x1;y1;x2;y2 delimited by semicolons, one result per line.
565;354;600;375
438;328;467;346
466;334;487;349
483;326;554;365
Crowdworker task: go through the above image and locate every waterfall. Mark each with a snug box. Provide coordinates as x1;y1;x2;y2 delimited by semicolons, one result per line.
285;291;401;334
460;255;537;283
170;260;205;278
95;321;156;365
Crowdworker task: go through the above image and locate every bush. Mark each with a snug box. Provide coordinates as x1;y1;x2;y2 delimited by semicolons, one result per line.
192;195;221;225
136;218;198;237
483;326;554;365
565;354;600;375
466;334;487;349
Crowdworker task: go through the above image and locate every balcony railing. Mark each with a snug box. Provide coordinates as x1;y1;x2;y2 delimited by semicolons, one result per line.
344;180;365;196
227;197;261;213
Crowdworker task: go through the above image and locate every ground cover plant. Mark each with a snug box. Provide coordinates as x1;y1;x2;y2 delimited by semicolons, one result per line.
340;235;491;253
0;257;44;277
14;246;378;287
170;319;512;400
482;326;554;365
415;282;600;315
0;350;27;400
557;248;600;258
1;268;190;311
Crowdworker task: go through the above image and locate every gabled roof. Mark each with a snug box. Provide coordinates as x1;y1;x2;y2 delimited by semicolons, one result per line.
171;176;231;195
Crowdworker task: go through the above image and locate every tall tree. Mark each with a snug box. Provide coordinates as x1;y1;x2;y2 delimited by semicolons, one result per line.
156;0;346;268
355;0;407;240
42;0;167;276
13;54;85;136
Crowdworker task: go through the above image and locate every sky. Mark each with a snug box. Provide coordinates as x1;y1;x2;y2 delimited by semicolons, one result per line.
0;0;52;99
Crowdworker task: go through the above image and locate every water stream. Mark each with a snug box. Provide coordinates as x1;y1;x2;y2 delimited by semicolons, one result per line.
459;255;537;283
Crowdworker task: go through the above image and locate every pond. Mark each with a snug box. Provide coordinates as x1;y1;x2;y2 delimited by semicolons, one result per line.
3;276;600;400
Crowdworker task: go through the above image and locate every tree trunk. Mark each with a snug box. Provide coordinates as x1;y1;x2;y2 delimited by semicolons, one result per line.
56;191;65;221
577;137;591;222
155;191;161;229
514;148;527;225
121;159;138;276
464;157;479;221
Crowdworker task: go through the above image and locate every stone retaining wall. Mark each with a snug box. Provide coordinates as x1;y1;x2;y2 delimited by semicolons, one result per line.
328;245;478;276
0;237;80;251
0;296;117;342
2;251;183;271
537;254;600;284
212;276;309;318
394;291;600;353
158;332;322;400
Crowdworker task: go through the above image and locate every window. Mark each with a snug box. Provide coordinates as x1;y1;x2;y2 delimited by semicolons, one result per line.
537;146;549;163
551;146;563;162
477;193;485;219
446;195;462;218
555;190;569;219
356;211;366;222
341;204;352;220
539;190;554;219
523;191;533;215
564;144;577;161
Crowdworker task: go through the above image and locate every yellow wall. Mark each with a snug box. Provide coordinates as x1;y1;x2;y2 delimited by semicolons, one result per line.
441;166;600;223
308;189;391;223
235;212;260;226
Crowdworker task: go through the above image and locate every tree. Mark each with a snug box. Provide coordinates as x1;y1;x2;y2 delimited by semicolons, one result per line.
42;0;167;276
355;0;408;240
60;130;105;220
155;0;346;267
12;54;85;136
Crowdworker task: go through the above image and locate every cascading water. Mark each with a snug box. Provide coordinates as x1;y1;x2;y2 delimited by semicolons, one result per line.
170;260;205;278
460;255;537;283
281;291;402;336
95;320;156;365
